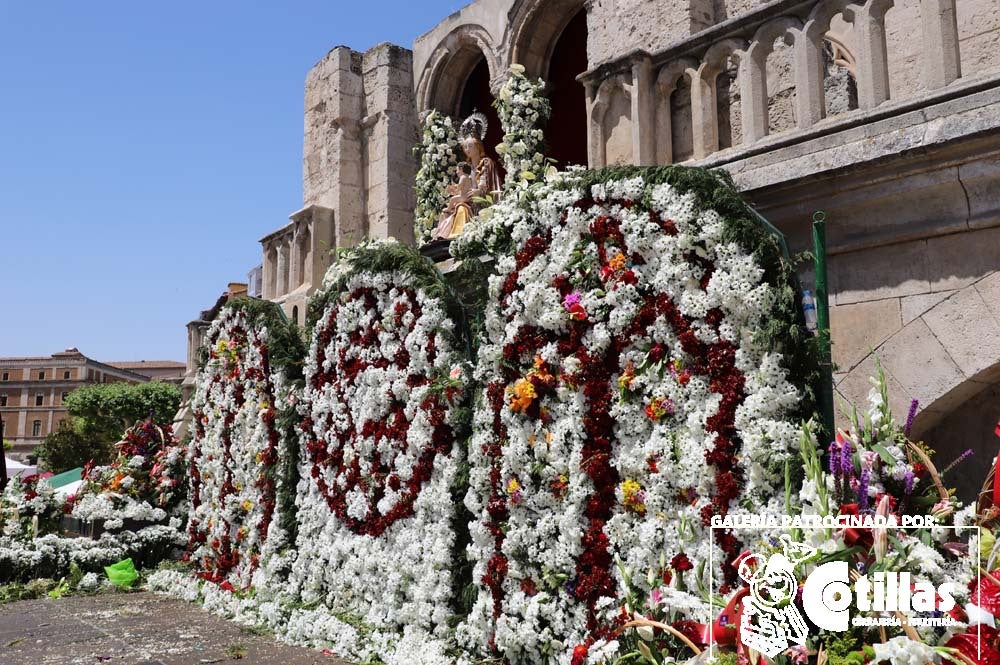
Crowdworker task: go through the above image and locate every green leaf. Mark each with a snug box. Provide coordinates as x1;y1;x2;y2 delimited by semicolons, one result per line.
870;443;897;467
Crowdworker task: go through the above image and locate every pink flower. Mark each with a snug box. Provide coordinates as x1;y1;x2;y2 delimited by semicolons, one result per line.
785;645;809;664
449;366;463;380
562;291;582;309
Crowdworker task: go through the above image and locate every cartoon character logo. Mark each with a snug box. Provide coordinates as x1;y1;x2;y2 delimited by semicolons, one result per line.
738;536;817;658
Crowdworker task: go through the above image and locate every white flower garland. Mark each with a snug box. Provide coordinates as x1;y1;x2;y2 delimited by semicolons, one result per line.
414;110;460;245
495;64;551;190
460;174;802;664
287;263;468;644
187;306;289;590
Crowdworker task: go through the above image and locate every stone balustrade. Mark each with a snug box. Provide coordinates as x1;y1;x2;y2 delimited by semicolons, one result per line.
580;0;971;168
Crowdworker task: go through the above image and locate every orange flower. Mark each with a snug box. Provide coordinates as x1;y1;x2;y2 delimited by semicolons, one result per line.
618;362;637;391
608;252;627;272
507;379;537;413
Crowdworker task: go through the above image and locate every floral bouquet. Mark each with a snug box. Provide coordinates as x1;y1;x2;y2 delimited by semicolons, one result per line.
0;473;63;541
611;367;986;665
69;418;188;530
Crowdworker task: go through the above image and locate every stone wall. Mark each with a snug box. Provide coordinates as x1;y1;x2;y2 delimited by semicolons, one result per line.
586;0;714;67
303;43;417;247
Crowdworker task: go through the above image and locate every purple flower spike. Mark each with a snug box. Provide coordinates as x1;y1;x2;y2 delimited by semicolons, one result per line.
840;439;853;477
828;443;840;475
859;468;871;511
904;469;915;495
904;399;919;436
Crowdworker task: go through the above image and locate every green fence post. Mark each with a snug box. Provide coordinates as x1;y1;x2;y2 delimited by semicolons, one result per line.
813;212;835;441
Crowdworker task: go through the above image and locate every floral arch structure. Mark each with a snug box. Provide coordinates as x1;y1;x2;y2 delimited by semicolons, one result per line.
457;167;817;664
288;241;470;639
186;299;304;590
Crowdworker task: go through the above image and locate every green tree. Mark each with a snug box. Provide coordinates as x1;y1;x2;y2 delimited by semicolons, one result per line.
35;421;113;473
36;382;182;473
63;382;182;443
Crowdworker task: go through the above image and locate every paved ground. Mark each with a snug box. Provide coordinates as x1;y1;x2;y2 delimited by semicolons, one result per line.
0;592;342;665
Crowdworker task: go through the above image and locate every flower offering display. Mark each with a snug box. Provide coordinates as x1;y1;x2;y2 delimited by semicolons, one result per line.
414;110;460;245
70;419;189;529
186;301;300;590
459;168;813;664
289;240;469;639
495;64;551;190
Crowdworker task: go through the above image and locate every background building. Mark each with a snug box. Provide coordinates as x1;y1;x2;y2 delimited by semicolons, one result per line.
251;0;1000;499
0;349;153;459
106;360;186;385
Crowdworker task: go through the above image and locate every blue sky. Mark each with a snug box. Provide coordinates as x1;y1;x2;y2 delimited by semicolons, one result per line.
0;0;467;362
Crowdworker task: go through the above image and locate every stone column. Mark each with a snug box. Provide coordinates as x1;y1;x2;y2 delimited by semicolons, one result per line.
690;63;720;159
276;239;289;298
289;228;302;290
849;0;894;110
920;0;961;89
654;79;673;165
261;243;275;300
584;80;603;168
739;44;769;144
792;25;827;128
631;58;656;166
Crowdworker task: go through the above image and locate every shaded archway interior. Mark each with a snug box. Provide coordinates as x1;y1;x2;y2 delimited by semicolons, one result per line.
544;9;589;168
915;380;1000;505
459;56;504;179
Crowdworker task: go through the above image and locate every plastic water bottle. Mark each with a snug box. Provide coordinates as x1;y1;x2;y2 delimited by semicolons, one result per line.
802;289;818;332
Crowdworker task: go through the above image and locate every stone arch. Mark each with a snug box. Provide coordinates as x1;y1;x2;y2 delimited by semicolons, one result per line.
507;0;588;79
416;24;501;114
590;76;632;167
654;58;699;165
745;16;804;138
834;272;1000;501
700;38;749;154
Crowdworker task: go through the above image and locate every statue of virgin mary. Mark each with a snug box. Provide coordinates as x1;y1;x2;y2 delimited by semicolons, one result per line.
432;112;503;241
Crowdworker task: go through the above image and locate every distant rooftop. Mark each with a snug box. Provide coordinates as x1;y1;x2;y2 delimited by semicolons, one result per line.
106;360;185;369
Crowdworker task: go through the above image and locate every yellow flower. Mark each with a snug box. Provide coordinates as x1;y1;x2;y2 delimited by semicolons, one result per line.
241;499;253;512
507;478;521;495
621;479;647;515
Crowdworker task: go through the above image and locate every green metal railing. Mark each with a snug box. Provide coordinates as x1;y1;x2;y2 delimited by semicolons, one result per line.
813;211;835;440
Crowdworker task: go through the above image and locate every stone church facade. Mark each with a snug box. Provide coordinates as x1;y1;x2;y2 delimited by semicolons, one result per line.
257;0;1000;498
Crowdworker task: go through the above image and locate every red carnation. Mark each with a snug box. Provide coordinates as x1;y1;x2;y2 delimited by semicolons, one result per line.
671;553;694;572
571;644;589;665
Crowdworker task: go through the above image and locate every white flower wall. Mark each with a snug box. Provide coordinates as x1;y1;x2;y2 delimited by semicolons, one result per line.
187;305;290;590
288;264;468;639
458;173;805;665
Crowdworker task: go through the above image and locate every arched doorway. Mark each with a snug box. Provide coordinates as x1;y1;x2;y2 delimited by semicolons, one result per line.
544;9;589;167
458;56;503;173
